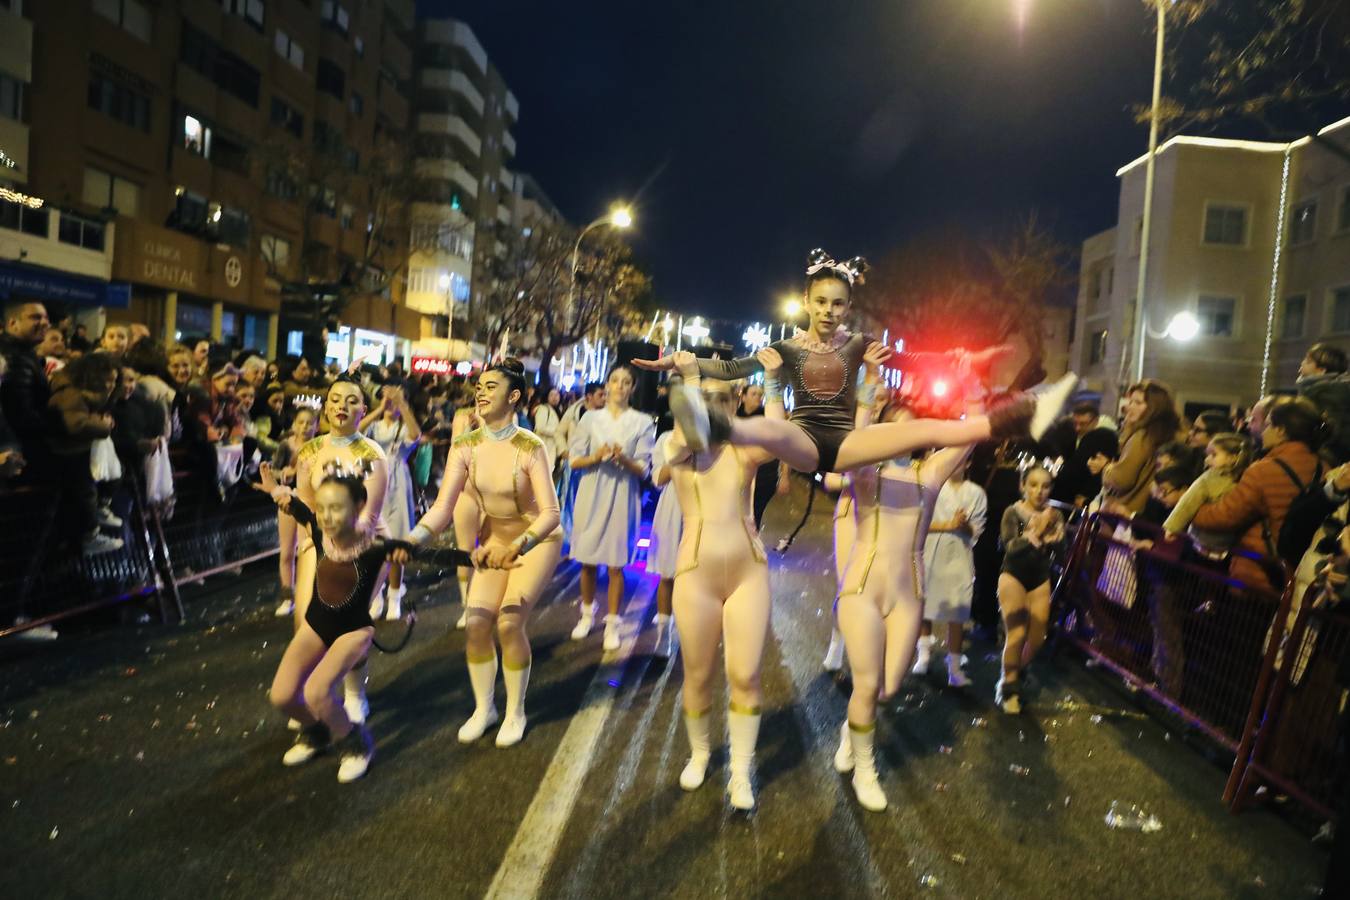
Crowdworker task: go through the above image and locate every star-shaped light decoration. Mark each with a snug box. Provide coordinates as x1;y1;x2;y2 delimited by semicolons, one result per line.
742;322;772;353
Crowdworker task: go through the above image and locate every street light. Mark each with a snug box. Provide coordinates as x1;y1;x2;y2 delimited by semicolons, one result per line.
1136;308;1198;375
780;296;802;340
569;203;635;341
438;272;455;363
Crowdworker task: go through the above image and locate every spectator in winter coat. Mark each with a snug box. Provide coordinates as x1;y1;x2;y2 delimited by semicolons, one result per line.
1192;398;1325;591
0;301;52;473
1296;342;1350;464
0;355;25;483
1187;410;1232;451
47;353;121;553
1096;380;1181;515
1051;401;1118;508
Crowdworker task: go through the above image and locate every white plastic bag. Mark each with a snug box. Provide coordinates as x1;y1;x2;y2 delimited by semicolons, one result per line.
145;444;174;505
216;442;245;489
90;436;123;482
1096;522;1139;609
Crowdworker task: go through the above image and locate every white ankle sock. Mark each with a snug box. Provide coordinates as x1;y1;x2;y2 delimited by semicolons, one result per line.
502;659;530;722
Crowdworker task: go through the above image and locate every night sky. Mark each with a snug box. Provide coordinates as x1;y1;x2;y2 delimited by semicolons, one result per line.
419;0;1158;325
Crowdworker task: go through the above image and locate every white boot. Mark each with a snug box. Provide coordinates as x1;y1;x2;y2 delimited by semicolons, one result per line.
680;710;711;790
946;652;971;688
653;613;674;659
570;601;598;640
459;653;500;742
343;665;369;725
496;660;530;747
726;706;760;811
455;576;471;629
911;635;935;675
833;720;854;773
384;582;405;620
602;614;621;652
849;723;887;812
822;627;845;673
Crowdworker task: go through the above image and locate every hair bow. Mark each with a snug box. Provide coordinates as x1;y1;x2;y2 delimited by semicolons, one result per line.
805;248;869;285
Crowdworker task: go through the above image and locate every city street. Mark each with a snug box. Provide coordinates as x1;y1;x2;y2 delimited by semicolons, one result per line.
1;481;1327;899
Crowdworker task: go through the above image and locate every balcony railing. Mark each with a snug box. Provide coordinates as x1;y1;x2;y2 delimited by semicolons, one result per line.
416;113;482;158
421;68;485;116
414;158;479;198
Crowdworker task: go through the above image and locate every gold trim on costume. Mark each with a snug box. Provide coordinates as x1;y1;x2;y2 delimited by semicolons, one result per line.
728;701;761;715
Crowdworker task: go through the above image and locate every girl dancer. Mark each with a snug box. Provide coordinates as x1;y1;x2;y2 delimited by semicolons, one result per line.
260;464;470;782
293;377;389;725
914;454;988;687
361;383;421;620
568;364;655;650
664;353;778;810
271;404;319;617
832;399;981;812
995;465;1065;714
646;428;682;659
634;249;1076;473
392;359;561;747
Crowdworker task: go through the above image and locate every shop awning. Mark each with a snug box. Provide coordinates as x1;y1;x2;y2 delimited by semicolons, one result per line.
0;259;131;309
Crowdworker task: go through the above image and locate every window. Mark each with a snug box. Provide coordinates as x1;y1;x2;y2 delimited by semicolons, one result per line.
216;207;250;246
354;36;364;57
87;75;151;131
1339;187;1350;233
265;168;299;200
1203;203;1248;246
213;133;249;176
58;212;106;251
171;188;209;232
0;71;24;121
408;267;469;301
311;184;336;217
349;91;363;116
312;119;339;151
1196;295;1236;337
215;51;261;107
0;196;48;237
261;234;290;270
317;58;344;99
1282;294;1307;339
321;1;349;34
273;29;304;69
180;23;217;80
82;167;140;215
93;0;151;41
340;203;354;229
221;0;264;31
344;147;359;172
183;114;211;157
270;96;303;138
1290;200;1317;245
1334;287;1350;334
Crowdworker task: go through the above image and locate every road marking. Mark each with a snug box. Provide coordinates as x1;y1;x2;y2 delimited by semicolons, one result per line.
484;575;656;900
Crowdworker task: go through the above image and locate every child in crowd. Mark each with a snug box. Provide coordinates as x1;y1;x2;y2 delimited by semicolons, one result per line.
270;405;319;617
1163;433;1250;557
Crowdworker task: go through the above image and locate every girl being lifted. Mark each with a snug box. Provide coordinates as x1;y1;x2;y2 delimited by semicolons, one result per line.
634;249;1076;474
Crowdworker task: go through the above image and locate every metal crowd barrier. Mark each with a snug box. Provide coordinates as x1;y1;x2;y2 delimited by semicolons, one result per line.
1051;511;1345;817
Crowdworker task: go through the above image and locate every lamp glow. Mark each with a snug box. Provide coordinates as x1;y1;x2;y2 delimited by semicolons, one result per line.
610;206;633;229
783;298;802;317
438;273;451;289
1165;312;1200;343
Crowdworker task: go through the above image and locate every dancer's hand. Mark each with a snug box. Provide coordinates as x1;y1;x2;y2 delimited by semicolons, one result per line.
631;355;675;372
862;341;891;375
385;540;413;565
472;545;522;569
671;350;700;379
255;462;280;495
755;347;783;377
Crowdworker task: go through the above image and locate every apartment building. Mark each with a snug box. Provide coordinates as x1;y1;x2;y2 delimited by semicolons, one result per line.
407;17;518;360
1069;115;1350;417
510;172;563;230
9;0;417;364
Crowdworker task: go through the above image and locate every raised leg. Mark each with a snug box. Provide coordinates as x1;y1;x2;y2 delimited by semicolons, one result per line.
834;419;990;473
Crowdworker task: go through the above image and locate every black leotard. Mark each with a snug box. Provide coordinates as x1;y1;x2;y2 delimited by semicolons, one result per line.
290;499;470;646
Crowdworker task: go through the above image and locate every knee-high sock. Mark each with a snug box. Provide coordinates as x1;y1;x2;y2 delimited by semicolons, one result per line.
727;705;761;778
684;708;711;762
466;652;498;713
849;721;879;776
502;658;530;721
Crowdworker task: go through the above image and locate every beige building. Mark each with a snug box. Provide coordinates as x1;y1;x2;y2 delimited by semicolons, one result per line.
1070;116;1350;417
407;18;519;361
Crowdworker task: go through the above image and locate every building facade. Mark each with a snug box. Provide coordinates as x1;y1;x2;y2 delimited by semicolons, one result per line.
6;0;419;364
407;17;518;361
1069;116;1350;417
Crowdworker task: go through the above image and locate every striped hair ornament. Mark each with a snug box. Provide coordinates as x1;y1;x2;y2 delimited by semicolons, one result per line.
805;248;869;286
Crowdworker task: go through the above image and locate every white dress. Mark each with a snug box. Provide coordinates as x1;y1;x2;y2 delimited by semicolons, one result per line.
647;432;683;579
364;417;417;539
921;479;988;623
569;406;655;568
533;404;561;472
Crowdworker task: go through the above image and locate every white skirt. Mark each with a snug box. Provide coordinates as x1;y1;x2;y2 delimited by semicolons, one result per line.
647;483;682;579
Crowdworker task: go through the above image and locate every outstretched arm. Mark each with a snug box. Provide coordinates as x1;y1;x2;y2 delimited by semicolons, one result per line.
633;348;768;381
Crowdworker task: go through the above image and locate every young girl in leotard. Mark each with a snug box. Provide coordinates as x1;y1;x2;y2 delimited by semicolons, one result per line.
665;351;780;811
832;400;980;812
635;250;1076;475
360;382;422;620
568;364;656;650
271;405;318;618
261;465;469;782
995;465;1065;714
393;359;561;747
293;377;389;725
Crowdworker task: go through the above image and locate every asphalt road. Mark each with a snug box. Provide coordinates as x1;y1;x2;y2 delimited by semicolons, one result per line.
1;479;1329;899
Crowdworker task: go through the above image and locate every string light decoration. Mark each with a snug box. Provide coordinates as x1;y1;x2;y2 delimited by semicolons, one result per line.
1260;147;1291;397
742;322;772;352
0;187;43;209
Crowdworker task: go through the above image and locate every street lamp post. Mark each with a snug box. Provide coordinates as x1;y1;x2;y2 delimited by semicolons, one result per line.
567;204;634;328
1129;0;1171;386
438;273;455;364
